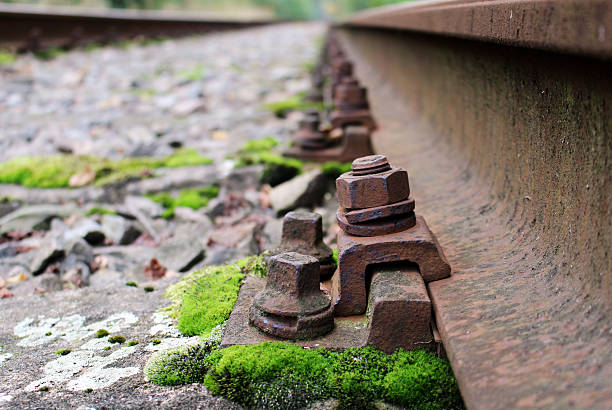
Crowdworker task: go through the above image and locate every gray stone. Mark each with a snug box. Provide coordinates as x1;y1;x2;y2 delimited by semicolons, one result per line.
269;170;328;214
223;165;265;192
101;214;142;245
155;223;206;272
125;166;218;196
30;234;66;275
0;204;76;233
63;219;105;246
123;196;165;219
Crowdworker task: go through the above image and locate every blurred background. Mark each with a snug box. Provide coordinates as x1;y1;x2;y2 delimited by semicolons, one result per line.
0;0;409;19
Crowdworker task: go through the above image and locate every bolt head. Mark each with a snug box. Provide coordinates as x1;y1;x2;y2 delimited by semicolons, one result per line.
266;252;320;297
336;166;410;209
282;211;323;245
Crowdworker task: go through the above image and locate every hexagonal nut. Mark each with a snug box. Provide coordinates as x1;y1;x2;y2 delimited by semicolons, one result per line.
336;167;410;209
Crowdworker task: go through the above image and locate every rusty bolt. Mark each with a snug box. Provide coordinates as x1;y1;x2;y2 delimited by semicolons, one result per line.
336;155;410;209
267;211;336;278
334;78;369;111
250;252;334;340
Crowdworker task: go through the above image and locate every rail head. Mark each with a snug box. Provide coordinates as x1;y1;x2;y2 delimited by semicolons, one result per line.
342;0;612;60
0;2;276;24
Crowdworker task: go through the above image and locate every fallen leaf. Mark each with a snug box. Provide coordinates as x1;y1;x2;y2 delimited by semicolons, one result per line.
7;273;27;284
144;258;167;281
69;167;96;187
211;130;228;140
0;287;13;298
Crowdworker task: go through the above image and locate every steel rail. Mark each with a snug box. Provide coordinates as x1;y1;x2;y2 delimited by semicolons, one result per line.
337;1;612;408
344;0;612;60
0;3;275;52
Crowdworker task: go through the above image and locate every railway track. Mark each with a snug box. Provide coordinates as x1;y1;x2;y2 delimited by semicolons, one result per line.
0;3;273;52
332;0;611;408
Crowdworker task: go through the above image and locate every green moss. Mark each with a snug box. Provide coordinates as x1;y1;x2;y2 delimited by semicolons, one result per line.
85;207;117;216
0;51;16;65
84;388;93;393
146;342;463;409
96;329;110;338
322;161;352;178
0;148;212;188
161;255;265;337
128;340;140;346
332;249;339;265
152;338;161;345
38;386;49;392
34;47;66;60
108;335;126;344
56;349;71;355
84;43;103;52
104;346;111;351
147;185;219;219
230;137;303;186
126;281;138;287
264;92;324;118
145;337;220;386
240;137;279;153
234;151;303;186
178;64;205;81
45;332;52;336
144;286;155;293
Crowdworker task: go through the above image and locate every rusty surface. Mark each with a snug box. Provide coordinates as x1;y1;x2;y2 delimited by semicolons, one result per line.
366;265;433;354
336;209;416;237
284;124;375;163
351;154;391;175
338;25;612;409
0;3;272;51
342;197;415;223
343;0;612;60
223;267;437;353
332;216;451;316
330;108;377;132
267;210;336;279
250;252;334;340
336;166;409;210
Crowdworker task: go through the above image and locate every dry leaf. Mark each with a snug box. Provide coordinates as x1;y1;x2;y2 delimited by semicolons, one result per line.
211;130;228;140
0;287;13;299
7;273;27;284
69;167;96;187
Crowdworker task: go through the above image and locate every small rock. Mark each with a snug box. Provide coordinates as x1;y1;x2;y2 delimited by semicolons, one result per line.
171;99;205;116
30;234;65;276
123;196;164;219
101;214;142;245
223;165;265;192
61;261;90;288
269;170;328;214
63;218;105;246
155;223;206;272
0;204;76;234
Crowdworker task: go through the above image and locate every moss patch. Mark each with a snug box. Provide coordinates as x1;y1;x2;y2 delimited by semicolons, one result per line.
146;342;463;409
322;161;352;178
231;137;302;186
96;329;109;338
85;207;117;216
147;185;219;219
240;136;279;153
0;148;212;189
161;255;265;337
0;51;16;65
264;92;324;118
56;349;71;356
108;335;126;344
